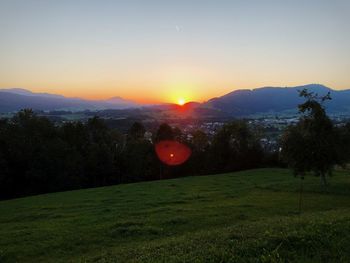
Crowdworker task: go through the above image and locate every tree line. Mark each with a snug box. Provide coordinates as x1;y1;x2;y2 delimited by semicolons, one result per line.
0;109;274;199
1;89;350;199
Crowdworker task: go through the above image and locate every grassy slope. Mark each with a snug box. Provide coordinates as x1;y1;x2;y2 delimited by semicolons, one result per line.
1;168;350;262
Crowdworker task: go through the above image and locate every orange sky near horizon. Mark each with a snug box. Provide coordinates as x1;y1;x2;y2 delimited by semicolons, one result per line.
0;77;223;104
0;82;225;104
1;78;349;104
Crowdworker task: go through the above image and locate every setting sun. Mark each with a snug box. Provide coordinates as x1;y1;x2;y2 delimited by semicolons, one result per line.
178;98;186;106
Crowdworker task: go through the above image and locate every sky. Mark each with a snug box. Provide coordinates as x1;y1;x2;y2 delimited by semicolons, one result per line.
0;0;349;104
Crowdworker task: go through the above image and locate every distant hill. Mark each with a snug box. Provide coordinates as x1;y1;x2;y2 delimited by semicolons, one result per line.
2;84;350;116
205;84;350;116
0;88;139;112
0;88;66;99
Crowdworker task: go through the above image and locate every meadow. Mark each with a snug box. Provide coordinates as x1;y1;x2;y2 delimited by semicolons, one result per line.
1;168;350;262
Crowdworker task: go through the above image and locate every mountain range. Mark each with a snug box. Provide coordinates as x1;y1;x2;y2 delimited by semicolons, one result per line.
0;88;138;112
204;84;350;116
1;84;350;116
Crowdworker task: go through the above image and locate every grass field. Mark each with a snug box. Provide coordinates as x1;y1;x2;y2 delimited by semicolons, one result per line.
1;168;350;262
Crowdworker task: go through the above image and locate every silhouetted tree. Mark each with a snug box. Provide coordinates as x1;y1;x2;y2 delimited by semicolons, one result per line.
187;130;210;174
127;122;145;141
121;122;158;182
281;89;342;185
337;123;350;166
191;130;209;153
155;123;174;142
209;121;263;173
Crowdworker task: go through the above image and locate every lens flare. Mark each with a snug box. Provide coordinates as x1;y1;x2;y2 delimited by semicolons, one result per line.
155;140;192;166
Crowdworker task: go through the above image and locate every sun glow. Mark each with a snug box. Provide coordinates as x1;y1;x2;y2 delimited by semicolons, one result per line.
178;98;186;106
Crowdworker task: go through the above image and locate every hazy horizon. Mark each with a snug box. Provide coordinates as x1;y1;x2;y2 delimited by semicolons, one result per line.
1;83;348;105
1;0;349;104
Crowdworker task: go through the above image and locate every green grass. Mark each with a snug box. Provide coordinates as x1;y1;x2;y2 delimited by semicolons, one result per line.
1;168;350;262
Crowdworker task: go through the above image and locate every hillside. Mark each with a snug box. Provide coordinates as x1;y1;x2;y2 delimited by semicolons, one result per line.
205;84;350;116
1;168;350;262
